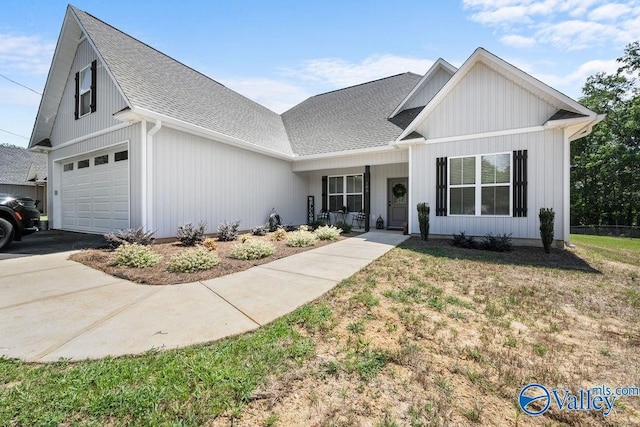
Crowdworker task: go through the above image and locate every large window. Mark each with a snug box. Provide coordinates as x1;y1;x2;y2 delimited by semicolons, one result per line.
78;65;92;117
328;174;363;212
449;153;511;216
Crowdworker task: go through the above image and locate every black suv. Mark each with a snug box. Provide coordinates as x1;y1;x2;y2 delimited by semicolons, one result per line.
0;193;41;250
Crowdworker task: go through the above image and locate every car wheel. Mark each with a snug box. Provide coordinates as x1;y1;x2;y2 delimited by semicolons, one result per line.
0;218;14;250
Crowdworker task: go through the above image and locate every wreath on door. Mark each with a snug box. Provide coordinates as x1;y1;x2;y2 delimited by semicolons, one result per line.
392;183;407;199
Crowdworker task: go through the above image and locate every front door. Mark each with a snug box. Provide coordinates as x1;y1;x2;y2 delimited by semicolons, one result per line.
387;178;408;229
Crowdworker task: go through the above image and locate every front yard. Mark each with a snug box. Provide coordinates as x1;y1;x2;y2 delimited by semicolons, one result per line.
1;235;639;425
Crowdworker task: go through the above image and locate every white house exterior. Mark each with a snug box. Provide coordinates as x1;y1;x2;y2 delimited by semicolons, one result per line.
29;6;602;246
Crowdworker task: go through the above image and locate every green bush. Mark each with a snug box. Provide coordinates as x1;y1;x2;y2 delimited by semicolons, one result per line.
480;233;512;252
314;225;342;240
230;238;276;260
334;221;352;234
217;220;240;242
104;226;155;248
167;247;220;273
176;222;207;246
539;208;555;253
417;202;430;241
452;232;478;249
286;229;319;247
110;243;162;268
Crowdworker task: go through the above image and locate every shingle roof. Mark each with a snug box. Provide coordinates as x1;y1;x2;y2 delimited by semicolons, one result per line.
0;144;47;185
72;7;292;156
282;73;423;156
548;109;588;121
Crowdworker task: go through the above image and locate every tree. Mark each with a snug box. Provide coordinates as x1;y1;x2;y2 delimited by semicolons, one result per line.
572;42;640;227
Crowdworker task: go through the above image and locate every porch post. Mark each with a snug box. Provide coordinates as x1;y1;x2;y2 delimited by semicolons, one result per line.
364;165;371;232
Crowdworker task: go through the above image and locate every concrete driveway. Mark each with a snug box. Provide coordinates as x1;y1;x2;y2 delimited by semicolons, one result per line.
0;231;409;362
0;230;108;260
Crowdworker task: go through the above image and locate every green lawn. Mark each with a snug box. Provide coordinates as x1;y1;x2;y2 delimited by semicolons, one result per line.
571;233;640;267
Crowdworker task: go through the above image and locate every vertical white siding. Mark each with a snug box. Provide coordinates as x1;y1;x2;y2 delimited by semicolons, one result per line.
417;62;559;139
151;127;307;238
409;129;565;240
403;68;454;110
50;39;127;145
292;149;408;172
307;163;408;227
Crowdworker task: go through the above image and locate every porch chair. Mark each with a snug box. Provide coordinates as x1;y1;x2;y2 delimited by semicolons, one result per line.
351;210;367;229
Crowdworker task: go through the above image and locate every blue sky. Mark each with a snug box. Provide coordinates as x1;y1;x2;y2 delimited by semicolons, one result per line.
1;0;637;148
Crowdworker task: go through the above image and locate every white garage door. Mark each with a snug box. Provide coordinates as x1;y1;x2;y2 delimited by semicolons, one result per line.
60;147;129;233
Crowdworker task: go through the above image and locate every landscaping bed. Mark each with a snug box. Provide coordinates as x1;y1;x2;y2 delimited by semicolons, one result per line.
70;230;349;286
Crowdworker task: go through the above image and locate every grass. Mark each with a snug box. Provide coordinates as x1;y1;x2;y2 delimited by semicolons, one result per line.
2;235;640;425
571;234;640;267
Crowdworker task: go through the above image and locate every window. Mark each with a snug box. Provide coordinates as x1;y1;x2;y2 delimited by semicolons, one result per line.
78;159;90;169
94;154;108;166
448;153;511;216
328;174;363;212
114;150;128;162
78;65;92;117
63;163;73;172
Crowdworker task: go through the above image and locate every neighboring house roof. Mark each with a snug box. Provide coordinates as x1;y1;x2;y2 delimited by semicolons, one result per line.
0;144;47;185
282;73;422;156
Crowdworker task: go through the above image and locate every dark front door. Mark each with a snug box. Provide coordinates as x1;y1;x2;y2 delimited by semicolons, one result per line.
387;178;408;229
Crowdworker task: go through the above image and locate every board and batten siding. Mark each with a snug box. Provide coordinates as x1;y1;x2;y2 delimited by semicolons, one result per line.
402;67;454;111
417;62;559;140
306;163;408;227
49;123;141;229
292;149;408;172
50;39;127;146
151;127;307;238
410;128;565;240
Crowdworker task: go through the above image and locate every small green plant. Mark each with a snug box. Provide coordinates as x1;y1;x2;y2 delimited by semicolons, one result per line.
176;221;207;246
110;243;162;268
286;229;318;247
167;247;220;273
539;208;555;253
104;226;155;247
533;343;548;356
417;202;430;241
217;220;240;242
270;227;287;241
251;224;268;236
334;221;352;234
314;225;342;240
230;238;275;260
452;232;478;249
480;233;512;252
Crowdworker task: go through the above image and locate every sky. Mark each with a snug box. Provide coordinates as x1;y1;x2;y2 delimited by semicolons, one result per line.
0;0;638;148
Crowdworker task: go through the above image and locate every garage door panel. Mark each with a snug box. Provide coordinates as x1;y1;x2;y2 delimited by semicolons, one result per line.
60;150;129;233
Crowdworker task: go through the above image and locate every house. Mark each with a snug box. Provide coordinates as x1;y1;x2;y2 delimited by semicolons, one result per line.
29;5;602;246
0;144;47;211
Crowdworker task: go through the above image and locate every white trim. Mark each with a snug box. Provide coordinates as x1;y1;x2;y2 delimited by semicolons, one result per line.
51;122;131;151
425;126;545;145
563;129;571;245
53;139;130;162
407;145;413;233
146;120;162;233
78;63;92;118
293;144;403;161
327;174;364;212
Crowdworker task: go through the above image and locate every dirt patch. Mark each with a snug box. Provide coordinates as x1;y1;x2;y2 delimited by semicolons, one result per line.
69;232;351;285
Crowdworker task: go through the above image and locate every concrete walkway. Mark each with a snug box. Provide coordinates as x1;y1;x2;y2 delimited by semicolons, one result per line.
0;231;408;362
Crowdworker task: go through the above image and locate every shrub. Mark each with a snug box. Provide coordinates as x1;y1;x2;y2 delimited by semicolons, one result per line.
270;227;287;241
417;202;430;241
251;224;268;236
230;239;276;260
104;227;155;247
298;224;310;232
452;232;478;249
217;220;240;242
176;222;207;246
539;208;555;253
480;233;512;252
110;243;162;268
202;238;217;251
286;229;318;247
167;247;220;273
334;221;352;234
314;225;342;241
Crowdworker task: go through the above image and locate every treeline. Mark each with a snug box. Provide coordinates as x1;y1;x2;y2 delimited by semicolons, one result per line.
572;42;640;227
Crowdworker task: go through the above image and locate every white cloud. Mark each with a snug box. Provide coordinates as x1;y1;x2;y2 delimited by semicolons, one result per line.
219;77;312;113
565;58;621;82
536;20;621;50
589;3;632;21
501;34;536;47
0;33;55;75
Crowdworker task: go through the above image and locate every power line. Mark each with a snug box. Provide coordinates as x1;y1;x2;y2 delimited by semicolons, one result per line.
0;72;42;95
0;128;29;139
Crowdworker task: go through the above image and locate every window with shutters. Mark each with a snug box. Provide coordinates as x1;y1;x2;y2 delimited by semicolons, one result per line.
448;153;511;216
78;65;92;117
328;174;363;212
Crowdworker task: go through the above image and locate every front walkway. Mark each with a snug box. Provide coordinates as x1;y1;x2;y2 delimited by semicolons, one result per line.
0;231;409;362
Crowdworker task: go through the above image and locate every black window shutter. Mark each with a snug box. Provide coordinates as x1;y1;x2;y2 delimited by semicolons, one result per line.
90;60;97;113
74;71;79;120
436;157;447;216
513;150;528;217
321;176;328;212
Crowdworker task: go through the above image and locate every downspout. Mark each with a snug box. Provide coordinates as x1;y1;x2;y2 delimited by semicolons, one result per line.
563;128;571;247
146;120;162;233
140;119;147;230
408;145;413;234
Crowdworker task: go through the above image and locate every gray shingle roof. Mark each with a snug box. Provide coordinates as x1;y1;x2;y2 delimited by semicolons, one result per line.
72;7;292;156
282;73;423;156
0;144;47;185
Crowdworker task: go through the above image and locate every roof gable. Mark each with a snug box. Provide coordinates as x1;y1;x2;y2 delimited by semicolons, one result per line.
0;145;47;185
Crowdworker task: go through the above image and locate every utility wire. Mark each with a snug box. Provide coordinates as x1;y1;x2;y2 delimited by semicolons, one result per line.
0;128;29;139
0;72;42;95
